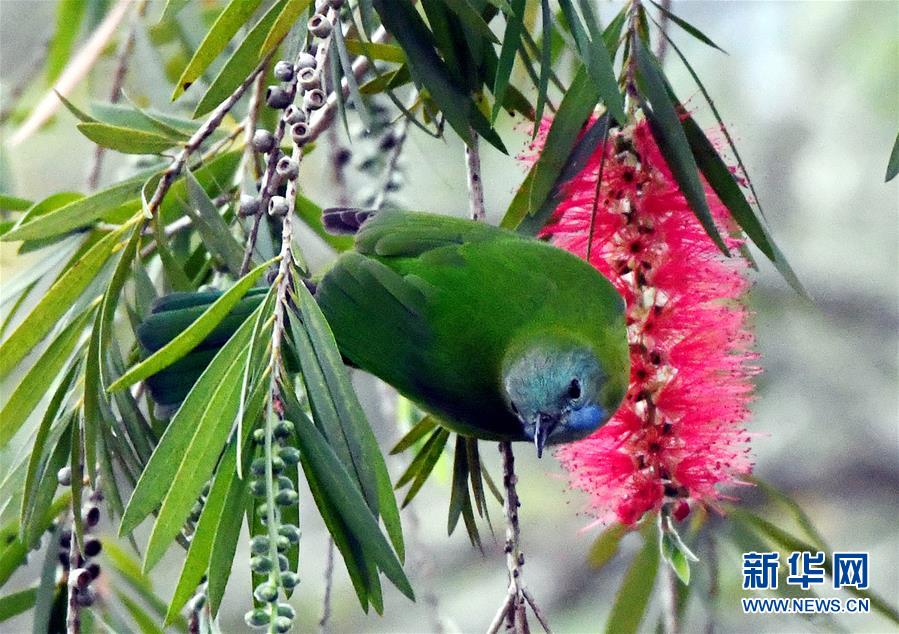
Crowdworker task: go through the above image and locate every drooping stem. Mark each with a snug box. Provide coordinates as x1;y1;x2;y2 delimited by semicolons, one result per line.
661;552;680;634
318;537;335;634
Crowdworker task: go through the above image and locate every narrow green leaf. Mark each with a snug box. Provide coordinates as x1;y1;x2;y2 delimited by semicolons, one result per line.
206;445;250;615
183;169;245;275
491;0;525;123
2;179;143;242
399;428;449;508
390;416;438;455
535;0;552;126
436;0;500;44
91;101;195;139
634;38;728;254
0;494;70;587
119;308;257;537
82;309;103;486
0;225;127;378
108;259;271;392
76;123;176;154
520;66;599;226
344;39;406;64
0;309;91;447
333;17;372;130
395;427;447;489
159;0;190;23
605;531;659;634
172;0;265;100
602;6;627;55
116;590;165;634
193;0;287;118
885;131;899;182
20;365;78;544
290;282;404;559
0;586;37;622
300;441;372;611
447;434;469;535
293;409;414;600
748;476;829;552
260;0;314;62
166;441;238;623
559;0;626;124
648;0;726;53
588;522;626;569
373;0;507;153
0;194;32;212
142;344;247;571
46;0;88;83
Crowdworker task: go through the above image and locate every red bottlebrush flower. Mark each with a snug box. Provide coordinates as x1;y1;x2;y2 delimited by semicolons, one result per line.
523;117;758;526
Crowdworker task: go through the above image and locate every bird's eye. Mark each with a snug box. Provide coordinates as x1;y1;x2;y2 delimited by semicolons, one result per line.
568;378;581;400
510;401;520;416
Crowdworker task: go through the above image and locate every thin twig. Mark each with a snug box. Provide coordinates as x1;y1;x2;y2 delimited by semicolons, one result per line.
655;0;673;63
319;537;335;634
465;127;486;221
87;0;148;190
145;54;272;220
242;61;269;184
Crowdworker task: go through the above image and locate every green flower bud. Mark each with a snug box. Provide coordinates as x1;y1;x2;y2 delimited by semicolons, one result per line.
277;603;296;619
273;615;293;633
275;489;299;506
279;447;300;466
254;581;279;603
274;420;295;439
250;535;269;555
245;608;270;628
279;524;301;543
280;571;300;589
250;555;273;574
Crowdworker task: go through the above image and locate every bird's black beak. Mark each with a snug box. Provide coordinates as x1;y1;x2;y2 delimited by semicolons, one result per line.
533;412;558;459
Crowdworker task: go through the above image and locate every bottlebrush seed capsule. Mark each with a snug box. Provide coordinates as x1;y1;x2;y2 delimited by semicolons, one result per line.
275;489;299;506
250;457;267;476
298;67;319;91
296;52;316;70
252;130;275;154
250;555;273;573
83;538;102;558
284;105;306;125
83;506;100;528
266;86;292;109
72;568;92;589
57;466;71;486
291;122;310;146
239;195;260;218
273;616;293;633
268;196;289;217
274;420;294;438
308;13;332;38
304;88;326;111
273;60;294;82
276;157;299;180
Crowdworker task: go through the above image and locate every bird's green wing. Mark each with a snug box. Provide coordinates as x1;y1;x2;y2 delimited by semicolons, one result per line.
318;211;627;441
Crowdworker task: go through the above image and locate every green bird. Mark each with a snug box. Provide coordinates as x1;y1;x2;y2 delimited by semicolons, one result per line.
138;211;629;457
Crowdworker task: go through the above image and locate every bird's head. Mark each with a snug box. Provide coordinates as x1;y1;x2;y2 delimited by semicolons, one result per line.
502;336;616;459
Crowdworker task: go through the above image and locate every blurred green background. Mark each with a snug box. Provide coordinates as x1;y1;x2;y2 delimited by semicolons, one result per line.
1;1;897;632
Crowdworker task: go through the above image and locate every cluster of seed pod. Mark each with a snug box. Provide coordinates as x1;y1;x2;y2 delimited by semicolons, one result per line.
239;3;339;226
56;466;103;610
244;420;301;632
